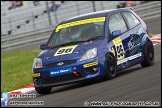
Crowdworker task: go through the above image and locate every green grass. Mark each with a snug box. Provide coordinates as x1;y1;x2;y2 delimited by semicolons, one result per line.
1;49;41;93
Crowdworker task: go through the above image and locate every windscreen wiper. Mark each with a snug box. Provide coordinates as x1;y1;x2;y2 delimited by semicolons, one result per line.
60;40;85;46
49;40;85;49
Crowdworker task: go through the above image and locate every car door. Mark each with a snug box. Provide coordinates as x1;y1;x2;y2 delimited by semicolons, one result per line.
121;11;143;65
108;12;130;70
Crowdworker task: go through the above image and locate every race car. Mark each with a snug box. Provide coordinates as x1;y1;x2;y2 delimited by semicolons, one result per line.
32;8;154;94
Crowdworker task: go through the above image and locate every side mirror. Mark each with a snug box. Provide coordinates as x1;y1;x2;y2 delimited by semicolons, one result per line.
112;30;122;37
40;44;46;50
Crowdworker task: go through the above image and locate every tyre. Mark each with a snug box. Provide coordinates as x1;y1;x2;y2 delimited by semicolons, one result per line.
101;54;116;80
35;87;52;94
140;41;154;67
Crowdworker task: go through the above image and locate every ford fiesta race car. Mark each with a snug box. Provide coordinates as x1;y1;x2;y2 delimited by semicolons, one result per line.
32;8;154;94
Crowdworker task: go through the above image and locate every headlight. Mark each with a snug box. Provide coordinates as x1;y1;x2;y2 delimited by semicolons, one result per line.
33;58;43;69
80;48;97;61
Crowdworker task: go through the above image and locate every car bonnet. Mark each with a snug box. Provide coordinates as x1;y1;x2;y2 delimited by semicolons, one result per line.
37;40;103;65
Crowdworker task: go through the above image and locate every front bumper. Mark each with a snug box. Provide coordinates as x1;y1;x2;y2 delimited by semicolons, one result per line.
32;56;106;88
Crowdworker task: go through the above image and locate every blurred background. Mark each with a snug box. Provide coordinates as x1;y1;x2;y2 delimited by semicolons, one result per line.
1;1;161;53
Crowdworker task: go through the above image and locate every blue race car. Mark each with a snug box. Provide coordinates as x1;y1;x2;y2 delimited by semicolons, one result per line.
32;8;154;94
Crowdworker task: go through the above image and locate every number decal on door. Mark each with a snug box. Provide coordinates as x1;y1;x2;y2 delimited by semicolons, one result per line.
112;37;125;61
54;45;78;56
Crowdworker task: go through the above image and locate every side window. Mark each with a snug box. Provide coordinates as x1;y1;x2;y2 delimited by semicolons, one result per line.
122;12;140;29
109;13;127;35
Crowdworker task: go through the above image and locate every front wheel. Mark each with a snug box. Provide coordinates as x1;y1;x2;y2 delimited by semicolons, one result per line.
35;87;52;94
101;54;116;81
140;41;154;67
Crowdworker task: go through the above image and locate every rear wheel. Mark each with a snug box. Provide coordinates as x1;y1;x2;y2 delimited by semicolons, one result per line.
35;87;52;94
101;54;116;80
140;41;154;67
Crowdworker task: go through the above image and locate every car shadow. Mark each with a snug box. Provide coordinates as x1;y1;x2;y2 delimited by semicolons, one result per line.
50;78;102;94
116;65;143;77
38;65;143;96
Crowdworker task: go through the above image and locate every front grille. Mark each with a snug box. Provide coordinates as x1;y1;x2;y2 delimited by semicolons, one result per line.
44;71;84;84
45;59;77;68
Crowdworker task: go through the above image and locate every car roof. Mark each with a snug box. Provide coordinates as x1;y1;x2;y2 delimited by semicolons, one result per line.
62;8;131;23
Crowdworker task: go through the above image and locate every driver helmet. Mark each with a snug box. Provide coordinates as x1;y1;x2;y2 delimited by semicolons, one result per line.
60;28;67;39
70;26;82;39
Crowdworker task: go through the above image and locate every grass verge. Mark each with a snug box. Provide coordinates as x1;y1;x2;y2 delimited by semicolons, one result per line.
1;49;41;93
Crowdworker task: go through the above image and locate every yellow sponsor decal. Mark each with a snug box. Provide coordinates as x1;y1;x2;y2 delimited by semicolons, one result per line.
113;38;122;45
111;47;116;57
83;61;98;68
54;45;78;56
32;73;40;77
112;37;125;61
55;17;106;32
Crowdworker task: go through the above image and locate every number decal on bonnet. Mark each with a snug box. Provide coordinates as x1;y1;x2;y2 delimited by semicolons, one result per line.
54;45;78;56
112;37;125;61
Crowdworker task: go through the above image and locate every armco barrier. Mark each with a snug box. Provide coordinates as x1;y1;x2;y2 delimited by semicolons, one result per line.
1;1;161;52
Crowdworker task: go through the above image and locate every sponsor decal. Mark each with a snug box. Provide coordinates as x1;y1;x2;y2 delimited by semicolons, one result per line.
32;73;40;77
128;36;135;51
111;47;116;57
83;61;98;68
129;26;144;56
50;67;72;76
54;45;78;56
55;17;106;32
117;52;142;65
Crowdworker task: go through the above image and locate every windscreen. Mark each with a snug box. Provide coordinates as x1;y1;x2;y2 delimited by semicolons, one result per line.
46;17;105;49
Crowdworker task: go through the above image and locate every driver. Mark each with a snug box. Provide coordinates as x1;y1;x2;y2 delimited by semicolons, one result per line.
60;28;71;43
69;25;82;40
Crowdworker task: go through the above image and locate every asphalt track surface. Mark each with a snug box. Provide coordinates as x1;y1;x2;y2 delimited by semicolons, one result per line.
6;17;161;107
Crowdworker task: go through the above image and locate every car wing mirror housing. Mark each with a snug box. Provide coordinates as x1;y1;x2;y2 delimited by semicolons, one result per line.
112;30;122;37
40;44;46;50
